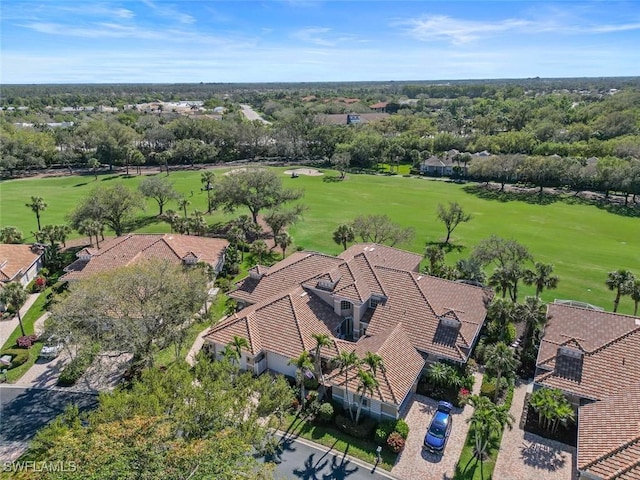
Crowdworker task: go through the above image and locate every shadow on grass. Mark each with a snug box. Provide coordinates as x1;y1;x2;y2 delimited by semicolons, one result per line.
425;241;465;254
322;175;345;183
100;174;124;182
128;215;163;231
463;184;559;206
73;182;90;187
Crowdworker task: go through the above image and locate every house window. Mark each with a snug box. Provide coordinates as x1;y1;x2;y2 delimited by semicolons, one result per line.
341;300;352;311
369;298;380;308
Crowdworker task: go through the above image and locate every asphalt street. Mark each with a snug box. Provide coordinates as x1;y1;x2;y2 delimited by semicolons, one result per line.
260;434;396;480
0;386;98;460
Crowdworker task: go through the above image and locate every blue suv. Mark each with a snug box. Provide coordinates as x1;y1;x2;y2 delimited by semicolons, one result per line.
423;401;453;454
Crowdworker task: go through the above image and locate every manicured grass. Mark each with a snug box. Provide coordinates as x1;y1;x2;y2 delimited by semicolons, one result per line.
2;167;639;314
1;289;49;383
282;412;396;471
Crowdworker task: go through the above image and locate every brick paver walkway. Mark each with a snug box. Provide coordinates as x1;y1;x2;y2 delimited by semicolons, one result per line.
392;372;482;480
493;380;577;480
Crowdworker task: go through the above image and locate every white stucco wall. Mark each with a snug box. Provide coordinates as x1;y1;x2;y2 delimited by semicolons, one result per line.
267;351;297;378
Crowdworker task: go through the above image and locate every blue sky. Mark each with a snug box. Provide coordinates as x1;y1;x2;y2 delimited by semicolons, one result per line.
1;1;639;84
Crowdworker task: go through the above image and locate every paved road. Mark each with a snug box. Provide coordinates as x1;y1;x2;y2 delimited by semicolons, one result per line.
240;104;271;124
0;386;98;461
259;434;396;480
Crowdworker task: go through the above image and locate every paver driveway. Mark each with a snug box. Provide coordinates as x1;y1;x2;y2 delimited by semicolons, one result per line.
493;380;577;480
392;372;482;480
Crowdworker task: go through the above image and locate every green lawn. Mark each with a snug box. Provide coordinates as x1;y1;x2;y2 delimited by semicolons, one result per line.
282;412;396;471
0;289;49;383
1;167;639;314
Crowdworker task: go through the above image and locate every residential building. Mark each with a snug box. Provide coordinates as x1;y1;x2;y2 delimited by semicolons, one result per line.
534;302;640;480
317;113;389;126
204;243;491;419
61;234;228;281
0;243;45;288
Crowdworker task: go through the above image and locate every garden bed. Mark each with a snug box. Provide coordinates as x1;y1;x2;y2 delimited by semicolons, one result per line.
521;393;577;447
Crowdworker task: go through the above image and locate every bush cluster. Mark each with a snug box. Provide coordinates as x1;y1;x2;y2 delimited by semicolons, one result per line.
334;414;377;439
317;402;334;423
16;335;38;348
57;346;98;387
386;432;405;453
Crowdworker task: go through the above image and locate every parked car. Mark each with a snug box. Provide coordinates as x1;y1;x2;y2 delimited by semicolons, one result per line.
39;343;63;359
423;401;453;454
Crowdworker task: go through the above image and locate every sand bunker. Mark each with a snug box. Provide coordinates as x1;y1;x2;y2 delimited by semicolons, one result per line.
223;167;265;176
283;168;324;176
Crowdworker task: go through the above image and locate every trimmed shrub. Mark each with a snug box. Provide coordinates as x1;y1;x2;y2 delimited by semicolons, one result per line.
334;414;377;439
394;419;410;439
375;420;396;445
480;378;497;399
16;335;38;348
318;402;334;423
386;432;405;453
1;348;29;369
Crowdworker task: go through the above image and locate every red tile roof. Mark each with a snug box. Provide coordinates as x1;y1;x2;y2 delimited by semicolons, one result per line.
0;244;43;282
578;386;640;479
327;323;425;405
340;243;422;271
206;287;342;359
61;234;228;281
535;303;640;401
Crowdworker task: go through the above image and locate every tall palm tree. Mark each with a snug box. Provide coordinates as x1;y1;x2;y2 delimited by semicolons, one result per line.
466;395;514;460
289;351;314;406
354;369;378;423
332;224;355;251
26;196;47;231
424;245;445;275
489;267;511;299
189;210;208;236
201;171;215;213
362;351;384;376
311;333;332;401
487;298;516;343
275;231;292;258
227;226;246;262
523;262;559;298
515;296;547;347
484;342;518;402
54;224;71;248
606;269;636;312
334;350;360;419
177;198;191;218
0;282;28;337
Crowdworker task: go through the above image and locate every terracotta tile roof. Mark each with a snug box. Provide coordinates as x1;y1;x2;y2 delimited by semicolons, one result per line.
231;252;343;304
535;303;640;400
578;386;640;479
339;243;422;272
0;244;43;282
317;113;390;125
366;267;491;362
327;323;425;405
61;234;228;281
206;287;342;360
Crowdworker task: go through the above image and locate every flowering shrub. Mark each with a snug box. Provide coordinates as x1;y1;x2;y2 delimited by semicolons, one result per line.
458;387;471;405
17;335;38;348
386;432;405;453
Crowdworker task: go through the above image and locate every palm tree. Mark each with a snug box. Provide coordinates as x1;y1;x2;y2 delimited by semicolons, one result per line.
289;351;314;407
201;171;215;213
515;296;547;347
26;196;47;231
189;210;208;236
424;245;446;275
177;198;191;218
523;262;559;298
487;298;516;343
227;226;246;262
230;335;249;361
275;232;293;258
87;158;100;180
630;279;640;316
0;282;28;337
489;267;511;299
427;361;461;389
54;224;71;248
529;387;575;434
311;333;332;400
606;269;636;312
363;351;384;376
334;350;360;419
484;342;518;402
250;240;269;264
354;369;378;423
332;224;355;251
466;395;514;460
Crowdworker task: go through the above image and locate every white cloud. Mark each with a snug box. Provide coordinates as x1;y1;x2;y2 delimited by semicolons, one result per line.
291;27;335;46
141;0;195;25
398;14;640;44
